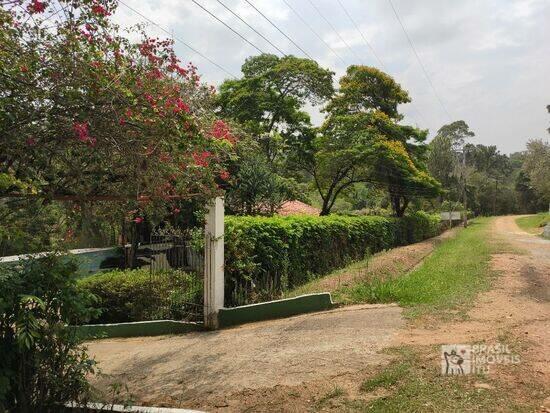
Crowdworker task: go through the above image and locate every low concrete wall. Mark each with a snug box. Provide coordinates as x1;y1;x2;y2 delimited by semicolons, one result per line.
0;247;122;277
76;320;204;340
218;293;335;328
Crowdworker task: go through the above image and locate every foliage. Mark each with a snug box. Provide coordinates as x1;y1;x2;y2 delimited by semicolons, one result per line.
1;0;234;203
522;139;550;204
291;66;440;216
217;53;333;162
78;268;202;323
0;254;98;411
225;148;298;216
224;211;440;306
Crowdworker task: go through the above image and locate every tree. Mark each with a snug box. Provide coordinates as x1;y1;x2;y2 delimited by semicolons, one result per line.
217;54;333;162
523;139;550;208
427;120;475;191
294;66;440;216
0;0;234;206
0;0;236;263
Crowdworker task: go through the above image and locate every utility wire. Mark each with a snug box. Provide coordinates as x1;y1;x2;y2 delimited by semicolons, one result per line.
306;0;364;64
281;0;347;66
335;0;427;126
191;0;267;55
243;0;313;59
215;0;287;56
118;0;237;78
387;0;452;121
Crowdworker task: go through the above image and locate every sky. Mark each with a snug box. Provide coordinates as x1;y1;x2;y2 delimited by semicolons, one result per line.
113;0;550;154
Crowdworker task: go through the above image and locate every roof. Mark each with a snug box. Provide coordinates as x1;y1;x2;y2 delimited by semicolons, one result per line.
277;201;320;216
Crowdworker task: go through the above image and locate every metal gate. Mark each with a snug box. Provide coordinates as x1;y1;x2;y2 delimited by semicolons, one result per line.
140;229;204;322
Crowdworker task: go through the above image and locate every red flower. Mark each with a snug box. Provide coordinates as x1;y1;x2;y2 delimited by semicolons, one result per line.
192;151;211;167
133;216;144;224
172;207;181;215
20;65;29;73
73;121;95;146
210;120;236;144
91;3;109;16
159;152;171;163
28;0;46;14
173;98;190;114
219;170;230;180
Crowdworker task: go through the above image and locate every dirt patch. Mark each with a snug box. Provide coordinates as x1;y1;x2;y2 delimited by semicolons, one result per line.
87;304;404;409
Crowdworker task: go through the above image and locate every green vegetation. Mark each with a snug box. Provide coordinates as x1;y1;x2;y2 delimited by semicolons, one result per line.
0;254;97;411
78;269;201;324
515;213;550;234
354;346;543;412
224;211;440;306
337;218;494;317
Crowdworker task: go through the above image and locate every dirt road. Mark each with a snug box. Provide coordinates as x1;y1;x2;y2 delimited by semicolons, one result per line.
87;216;550;411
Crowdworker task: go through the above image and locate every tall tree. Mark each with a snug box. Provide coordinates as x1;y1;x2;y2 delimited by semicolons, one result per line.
293;66;440;216
523;139;550;209
217;54;334;162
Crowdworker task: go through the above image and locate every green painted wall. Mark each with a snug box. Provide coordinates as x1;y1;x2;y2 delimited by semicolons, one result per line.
75;320;203;340
218;293;335;328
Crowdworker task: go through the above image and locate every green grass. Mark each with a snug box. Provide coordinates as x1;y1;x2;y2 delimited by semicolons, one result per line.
351;346;544;413
338;218;494;318
515;213;549;234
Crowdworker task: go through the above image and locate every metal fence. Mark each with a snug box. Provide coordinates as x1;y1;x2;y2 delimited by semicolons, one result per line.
133;232;204;322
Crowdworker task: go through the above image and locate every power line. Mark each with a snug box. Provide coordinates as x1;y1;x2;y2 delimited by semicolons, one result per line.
335;0;427;126
281;0;347;66
387;0;452;121
335;0;384;69
215;0;287;57
118;0;237;79
191;0;267;55
243;0;313;59
306;0;364;64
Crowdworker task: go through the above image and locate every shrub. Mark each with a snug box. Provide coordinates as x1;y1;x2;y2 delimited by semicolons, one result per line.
224;212;441;306
0;254;97;412
78;269;202;324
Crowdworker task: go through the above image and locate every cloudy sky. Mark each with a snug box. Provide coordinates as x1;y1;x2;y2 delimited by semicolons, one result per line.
113;0;550;154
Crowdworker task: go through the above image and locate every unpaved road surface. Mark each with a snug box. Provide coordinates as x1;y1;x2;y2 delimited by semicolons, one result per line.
88;304;404;407
87;216;550;411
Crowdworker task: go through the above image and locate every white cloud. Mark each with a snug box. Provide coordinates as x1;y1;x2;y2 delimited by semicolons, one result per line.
111;0;550;153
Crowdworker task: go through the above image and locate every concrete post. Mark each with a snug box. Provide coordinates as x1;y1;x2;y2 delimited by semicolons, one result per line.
204;197;224;329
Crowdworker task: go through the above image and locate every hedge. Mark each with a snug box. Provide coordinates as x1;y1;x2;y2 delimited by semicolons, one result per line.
78;269;202;324
224;211;440;306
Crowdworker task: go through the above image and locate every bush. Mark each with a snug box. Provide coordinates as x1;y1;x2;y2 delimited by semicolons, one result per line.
78;269;202;324
224;212;441;306
0;254;97;412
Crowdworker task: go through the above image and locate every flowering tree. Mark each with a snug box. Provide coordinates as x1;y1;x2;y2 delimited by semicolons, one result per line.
0;0;234;209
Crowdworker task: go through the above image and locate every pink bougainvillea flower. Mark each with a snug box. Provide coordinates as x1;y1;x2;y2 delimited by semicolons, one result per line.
73;121;95;146
192;151;211;167
219;170;230;181
133;216;144;224
173;98;190;114
172;207;181;215
91;3;109;16
28;0;46;14
210;120;236;144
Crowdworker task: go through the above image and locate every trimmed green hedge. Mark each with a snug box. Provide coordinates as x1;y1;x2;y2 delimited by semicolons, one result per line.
225;211;440;306
78;269;202;324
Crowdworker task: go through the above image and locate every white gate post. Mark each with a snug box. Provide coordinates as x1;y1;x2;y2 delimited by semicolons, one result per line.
204;197;224;329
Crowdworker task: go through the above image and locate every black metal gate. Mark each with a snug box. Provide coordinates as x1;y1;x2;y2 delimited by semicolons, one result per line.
139;229;204;322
